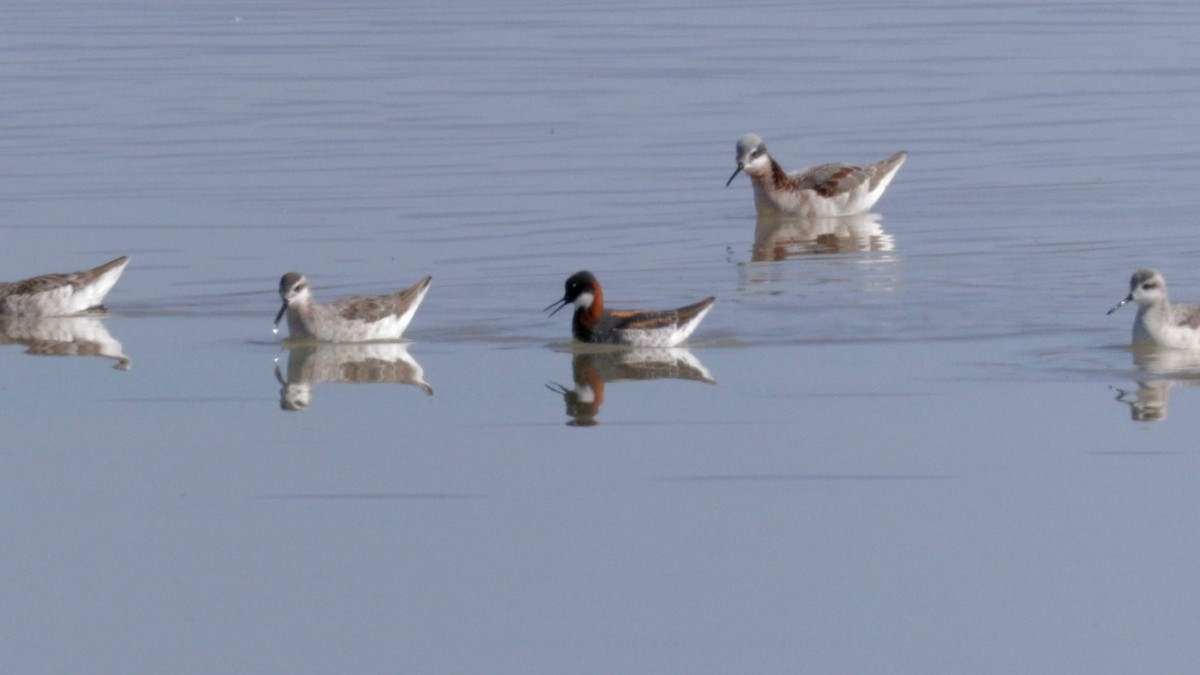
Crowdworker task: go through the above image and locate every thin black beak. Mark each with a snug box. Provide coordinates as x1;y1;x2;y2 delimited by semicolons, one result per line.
274;301;288;326
1107;294;1132;315
545;296;570;317
725;164;744;187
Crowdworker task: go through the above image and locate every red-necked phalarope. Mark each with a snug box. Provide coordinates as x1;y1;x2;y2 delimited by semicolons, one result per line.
1109;269;1200;349
725;133;906;216
545;271;714;347
0;256;130;317
274;272;432;342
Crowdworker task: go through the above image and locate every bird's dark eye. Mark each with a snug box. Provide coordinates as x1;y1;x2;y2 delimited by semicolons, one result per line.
1142;282;1158;290
750;149;762;159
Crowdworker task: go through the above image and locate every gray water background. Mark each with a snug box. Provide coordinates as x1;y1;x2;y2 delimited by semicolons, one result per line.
3;1;1200;673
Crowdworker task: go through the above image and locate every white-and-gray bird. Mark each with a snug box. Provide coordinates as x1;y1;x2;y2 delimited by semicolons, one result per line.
274;272;432;342
1108;269;1200;349
726;133;906;217
0;256;130;317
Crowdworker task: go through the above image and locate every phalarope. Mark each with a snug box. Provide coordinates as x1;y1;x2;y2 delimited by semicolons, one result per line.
1108;269;1200;349
0;256;130;317
725;133;906;216
274;272;432;342
545;271;714;347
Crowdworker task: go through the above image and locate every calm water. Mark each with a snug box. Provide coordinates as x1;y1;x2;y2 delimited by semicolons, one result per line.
3;1;1200;673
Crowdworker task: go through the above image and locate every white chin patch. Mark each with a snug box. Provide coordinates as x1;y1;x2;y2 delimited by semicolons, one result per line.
573;292;594;309
745;154;770;173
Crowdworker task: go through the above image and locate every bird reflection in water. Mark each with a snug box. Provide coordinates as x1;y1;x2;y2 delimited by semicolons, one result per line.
752;212;893;262
274;342;431;411
1111;347;1200;422
0;315;130;370
546;346;714;426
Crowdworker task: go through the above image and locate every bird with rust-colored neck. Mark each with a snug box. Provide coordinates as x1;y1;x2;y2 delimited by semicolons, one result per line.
274;272;432;342
726;133;906;217
0;256;130;317
545;271;714;347
1109;269;1200;349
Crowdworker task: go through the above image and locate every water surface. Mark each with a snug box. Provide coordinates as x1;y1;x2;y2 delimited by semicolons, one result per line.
3;2;1200;673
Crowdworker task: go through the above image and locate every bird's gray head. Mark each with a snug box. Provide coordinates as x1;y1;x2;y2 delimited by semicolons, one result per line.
1109;268;1166;315
279;272;308;301
736;133;765;159
726;133;770;186
275;272;310;326
1128;268;1167;305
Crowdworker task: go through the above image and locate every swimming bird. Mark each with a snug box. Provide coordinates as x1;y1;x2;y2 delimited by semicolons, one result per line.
0;256;130;317
545;271;714;347
1108;269;1200;349
274;272;432;342
725;133;906;217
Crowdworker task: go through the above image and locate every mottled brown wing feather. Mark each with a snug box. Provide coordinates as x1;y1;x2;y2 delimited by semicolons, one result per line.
391;276;433;307
611;297;714;331
868;152;908;190
1175;305;1200;329
335;276;431;322
792;163;870;198
3;256;129;297
337;296;390;322
6;273;73;297
610;308;681;331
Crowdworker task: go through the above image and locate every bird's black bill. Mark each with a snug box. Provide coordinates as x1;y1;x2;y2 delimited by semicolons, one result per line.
1107;295;1132;315
545;297;570;317
274;302;288;326
725;164;744;187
